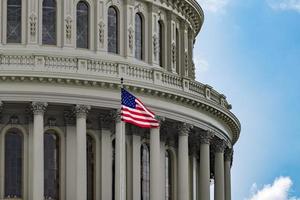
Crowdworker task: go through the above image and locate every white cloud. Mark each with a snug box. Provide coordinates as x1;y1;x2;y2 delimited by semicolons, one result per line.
197;0;230;13
268;0;300;12
246;177;300;200
194;57;209;73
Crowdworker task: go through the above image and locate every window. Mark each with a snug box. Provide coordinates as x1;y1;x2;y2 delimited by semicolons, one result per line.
158;21;163;67
135;13;143;60
42;0;56;45
44;131;60;200
165;150;172;200
87;135;95;200
76;1;89;48
7;0;22;43
107;7;118;53
5;131;23;198
141;143;150;200
176;28;179;73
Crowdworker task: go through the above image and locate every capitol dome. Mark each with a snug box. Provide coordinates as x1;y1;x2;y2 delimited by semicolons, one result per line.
0;0;240;200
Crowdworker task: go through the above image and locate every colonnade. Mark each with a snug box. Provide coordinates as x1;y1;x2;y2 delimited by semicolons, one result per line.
28;101;233;200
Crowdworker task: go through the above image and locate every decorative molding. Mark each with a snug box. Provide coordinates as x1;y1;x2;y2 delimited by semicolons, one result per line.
214;139;227;153
153;34;158;60
178;122;193;136
199;130;214;144
65;16;72;41
64;110;76;125
31;102;48;115
98;21;105;46
74;104;91;118
0;53;240;144
29;13;37;36
171;42;176;64
128;26;134;52
224;148;233;162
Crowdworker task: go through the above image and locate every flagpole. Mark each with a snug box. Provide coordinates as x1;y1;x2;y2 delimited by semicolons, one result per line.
120;77;124;89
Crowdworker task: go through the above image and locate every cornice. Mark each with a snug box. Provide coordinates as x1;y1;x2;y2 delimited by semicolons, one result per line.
0;74;240;144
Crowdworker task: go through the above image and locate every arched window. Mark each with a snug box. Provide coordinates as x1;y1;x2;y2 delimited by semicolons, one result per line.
7;0;22;43
158;21;163;67
141;143;150;200
165;150;172;200
176;28;180;73
42;0;56;45
76;1;89;48
135;13;143;60
44;131;60;200
87;135;95;200
5;130;23;198
107;7;118;54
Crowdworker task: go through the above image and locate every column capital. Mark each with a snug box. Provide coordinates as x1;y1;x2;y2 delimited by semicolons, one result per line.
155;115;166;125
178;122;193;136
31;102;48;115
74;105;91;118
214;139;227;153
0;101;3;113
110;109;122;122
224;148;234;162
199;130;214;144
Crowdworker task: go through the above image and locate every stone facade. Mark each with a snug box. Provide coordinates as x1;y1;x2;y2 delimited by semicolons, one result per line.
0;0;240;200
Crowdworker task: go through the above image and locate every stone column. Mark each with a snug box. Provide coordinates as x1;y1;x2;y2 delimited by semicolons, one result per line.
150;121;162;200
178;123;192;200
114;111;126;200
31;102;48;200
224;149;233;200
214;140;227;200
199;131;214;200
74;105;90;200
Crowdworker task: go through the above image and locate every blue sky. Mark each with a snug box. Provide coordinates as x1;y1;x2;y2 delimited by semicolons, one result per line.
195;0;300;199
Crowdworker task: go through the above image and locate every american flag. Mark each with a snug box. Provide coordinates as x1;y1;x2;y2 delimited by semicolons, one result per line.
121;88;159;128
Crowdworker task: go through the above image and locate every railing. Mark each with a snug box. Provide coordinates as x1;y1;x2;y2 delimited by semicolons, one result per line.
0;54;231;110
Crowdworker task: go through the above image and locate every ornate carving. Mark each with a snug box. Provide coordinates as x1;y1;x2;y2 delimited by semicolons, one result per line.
0;101;3;113
9;115;19;124
106;0;120;6
205;85;212;100
65;16;72;40
171;42;176;64
199;130;214;144
178;122;193;136
128;27;134;51
99;111;117;131
98;21;105;45
214;139;227;153
153;34;158;60
29;13;37;36
47;117;57;127
74;105;91;118
134;3;144;13
64;110;76;125
184;51;189;76
225;148;234;161
31;102;48;115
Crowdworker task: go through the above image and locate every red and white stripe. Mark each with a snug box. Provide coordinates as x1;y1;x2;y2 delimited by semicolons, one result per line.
121;99;159;128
